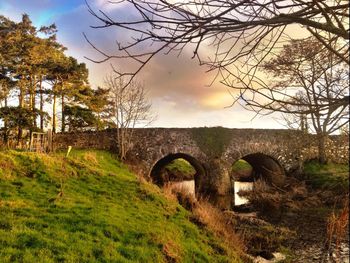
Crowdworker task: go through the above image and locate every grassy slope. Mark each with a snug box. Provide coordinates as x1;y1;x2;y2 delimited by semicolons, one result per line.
0;150;241;263
303;161;349;193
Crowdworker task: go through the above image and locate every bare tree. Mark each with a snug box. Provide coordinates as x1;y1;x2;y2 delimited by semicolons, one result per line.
253;38;348;163
85;0;349;111
104;75;155;160
280;112;309;134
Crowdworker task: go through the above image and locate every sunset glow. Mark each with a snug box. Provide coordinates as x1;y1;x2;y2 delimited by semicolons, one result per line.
0;0;286;128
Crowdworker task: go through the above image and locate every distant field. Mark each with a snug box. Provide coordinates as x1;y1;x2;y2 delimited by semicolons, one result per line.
231;159;252;173
0;150;241;262
231;159;253;181
165;158;196;181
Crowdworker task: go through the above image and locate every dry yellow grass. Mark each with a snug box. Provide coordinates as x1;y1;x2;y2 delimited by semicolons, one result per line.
192;200;246;255
163;184;246;261
326;194;349;258
162;240;182;262
0;199;30;208
83;151;98;164
163;183;179;202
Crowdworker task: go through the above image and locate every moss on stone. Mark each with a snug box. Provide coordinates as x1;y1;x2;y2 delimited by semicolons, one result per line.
191;127;233;158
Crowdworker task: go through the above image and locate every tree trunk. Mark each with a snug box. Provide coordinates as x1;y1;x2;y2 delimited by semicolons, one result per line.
31;78;36;129
121;128;125;160
317;133;327;164
39;77;44;130
300;114;308;133
17;85;25;147
3;97;8;146
52;93;56;133
19;85;24;107
61;94;65;132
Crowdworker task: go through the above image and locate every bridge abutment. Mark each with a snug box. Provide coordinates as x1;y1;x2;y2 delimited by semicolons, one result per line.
196;159;233;210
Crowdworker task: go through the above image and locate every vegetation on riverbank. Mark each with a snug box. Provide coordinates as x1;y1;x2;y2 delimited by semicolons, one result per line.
303;161;349;193
0;150;242;262
230;158;349;260
164;158;196;181
231;159;253;181
231;160;252;173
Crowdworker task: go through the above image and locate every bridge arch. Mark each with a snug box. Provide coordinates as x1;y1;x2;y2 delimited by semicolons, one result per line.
149;153;207;193
231;152;285;186
231;153;286;206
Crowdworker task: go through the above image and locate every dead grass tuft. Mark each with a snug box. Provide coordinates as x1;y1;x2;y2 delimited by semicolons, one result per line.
326;194;349;259
83;152;98;164
162;240;181;263
0;159;14;170
0;199;29;208
175;191;197;211
163;183;246;259
163;183;197;210
162;183;179;202
0;153;16;178
240;178;322;219
192;199;246;257
240;180;283;217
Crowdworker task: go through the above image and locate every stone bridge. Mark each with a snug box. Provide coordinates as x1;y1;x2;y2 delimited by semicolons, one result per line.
53;127;349;209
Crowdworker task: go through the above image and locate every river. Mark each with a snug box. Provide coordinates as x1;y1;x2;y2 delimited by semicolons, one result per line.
234;181;253;206
169;180;254;206
170;180;195;195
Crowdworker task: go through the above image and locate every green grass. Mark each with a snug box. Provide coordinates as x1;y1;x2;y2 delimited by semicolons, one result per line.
303;161;349;192
0;150;241;262
165;159;196;181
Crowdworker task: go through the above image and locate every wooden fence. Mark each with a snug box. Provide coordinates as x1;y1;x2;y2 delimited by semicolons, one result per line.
0;129;52;152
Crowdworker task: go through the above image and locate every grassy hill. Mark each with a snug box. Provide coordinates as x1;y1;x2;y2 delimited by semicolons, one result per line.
0;150;241;263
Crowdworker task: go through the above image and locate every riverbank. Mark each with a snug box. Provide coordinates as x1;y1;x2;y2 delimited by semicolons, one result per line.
236;161;349;263
166;160;349;262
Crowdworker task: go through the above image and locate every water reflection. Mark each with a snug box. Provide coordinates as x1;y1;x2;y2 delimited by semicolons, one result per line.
234;182;253;206
170;180;195;196
168;180;254;206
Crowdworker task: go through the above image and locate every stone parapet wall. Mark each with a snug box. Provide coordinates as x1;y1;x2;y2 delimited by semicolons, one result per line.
223;129;349;169
52;128;349;167
53;129;117;151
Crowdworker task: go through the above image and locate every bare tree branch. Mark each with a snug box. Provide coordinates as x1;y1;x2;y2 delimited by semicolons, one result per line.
104;74;156;159
85;0;349;113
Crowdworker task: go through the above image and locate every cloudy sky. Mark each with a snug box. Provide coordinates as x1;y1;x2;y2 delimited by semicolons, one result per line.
0;0;285;128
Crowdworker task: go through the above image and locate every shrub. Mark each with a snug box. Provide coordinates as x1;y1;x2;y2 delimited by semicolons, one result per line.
326;194;349;258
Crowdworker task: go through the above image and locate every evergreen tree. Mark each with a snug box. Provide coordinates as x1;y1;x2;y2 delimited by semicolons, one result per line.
0;13;111;147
